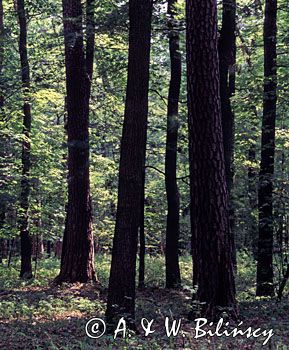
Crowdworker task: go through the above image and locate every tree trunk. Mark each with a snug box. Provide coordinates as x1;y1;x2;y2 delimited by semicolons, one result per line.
1;238;8;262
138;171;145;289
256;0;277;297
219;0;237;267
55;240;62;259
46;240;51;257
0;238;6;263
0;0;4;109
186;0;237;319
277;263;289;300
0;0;5;265
85;0;95;100
55;0;96;283
165;0;182;289
248;143;258;258
7;238;14;267
32;234;44;260
219;0;236;194
17;0;33;279
106;0;152;327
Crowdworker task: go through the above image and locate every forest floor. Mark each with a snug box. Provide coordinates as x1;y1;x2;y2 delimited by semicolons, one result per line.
0;254;288;349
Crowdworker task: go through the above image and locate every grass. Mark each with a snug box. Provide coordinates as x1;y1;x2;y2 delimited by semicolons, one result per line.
0;254;288;349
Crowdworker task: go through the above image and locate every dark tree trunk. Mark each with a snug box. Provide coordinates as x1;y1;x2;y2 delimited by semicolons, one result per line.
165;0;182;289
7;238;14;267
277;263;289;300
55;0;96;283
0;1;5;265
0;239;7;263
219;0;236;193
17;0;33;279
46;240;51;257
55;240;62;259
138;171;145;289
0;0;4;109
32;234;44;260
186;0;237;319
219;0;237;267
248;143;258;258
106;0;152;327
85;0;95;100
256;0;277;297
0;207;5;263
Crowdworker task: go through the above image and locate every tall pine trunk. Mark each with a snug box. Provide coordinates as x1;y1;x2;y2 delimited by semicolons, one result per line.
219;0;236;267
106;0;152;327
256;0;277;297
17;0;32;279
55;0;96;283
186;0;237;319
0;0;5;265
165;0;182;289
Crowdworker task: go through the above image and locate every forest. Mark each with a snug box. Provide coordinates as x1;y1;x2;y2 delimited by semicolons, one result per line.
0;0;288;349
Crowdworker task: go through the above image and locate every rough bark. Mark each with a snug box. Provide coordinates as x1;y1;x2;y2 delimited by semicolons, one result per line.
256;0;277;297
17;0;33;279
0;0;4;265
106;0;152;327
186;0;237;319
219;0;237;267
55;0;96;283
165;0;182;289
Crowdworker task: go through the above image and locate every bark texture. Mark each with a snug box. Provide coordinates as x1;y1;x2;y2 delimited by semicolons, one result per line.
55;0;96;283
256;0;277;297
186;0;237;318
219;0;236;266
106;0;152;326
165;0;182;289
0;0;5;265
17;0;33;279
